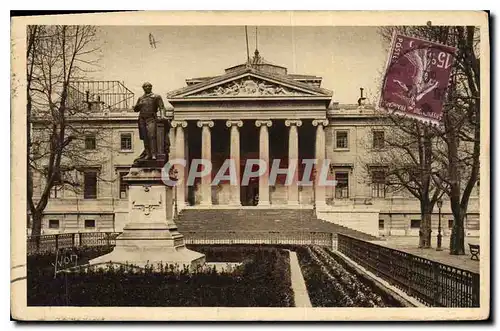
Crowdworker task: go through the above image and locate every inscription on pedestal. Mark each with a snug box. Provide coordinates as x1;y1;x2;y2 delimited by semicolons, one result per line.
132;186;162;216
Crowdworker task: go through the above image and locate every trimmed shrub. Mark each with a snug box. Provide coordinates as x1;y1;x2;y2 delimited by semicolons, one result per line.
27;245;294;307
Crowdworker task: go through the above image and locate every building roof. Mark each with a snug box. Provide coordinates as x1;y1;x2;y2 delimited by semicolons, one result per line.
182;50;325;92
185;72;323;86
169;65;332;99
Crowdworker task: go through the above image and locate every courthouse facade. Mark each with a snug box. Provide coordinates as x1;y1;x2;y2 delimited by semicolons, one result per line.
31;53;480;238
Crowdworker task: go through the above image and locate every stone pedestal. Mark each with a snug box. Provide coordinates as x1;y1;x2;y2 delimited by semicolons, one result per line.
90;167;205;269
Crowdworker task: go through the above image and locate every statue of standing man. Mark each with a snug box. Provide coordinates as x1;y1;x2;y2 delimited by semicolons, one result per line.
133;82;170;163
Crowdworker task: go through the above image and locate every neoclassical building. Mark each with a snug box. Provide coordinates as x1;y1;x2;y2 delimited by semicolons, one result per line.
30;52;480;238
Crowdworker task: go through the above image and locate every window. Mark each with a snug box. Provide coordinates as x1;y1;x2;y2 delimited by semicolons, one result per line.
84;219;96;228
85;135;96;150
335;172;349;198
49;219;59;229
120;133;132;151
448;219;454;228
371;170;386;198
119;172;128;199
373;131;385;149
379;219;385;229
49;185;62;199
83;171;98;199
411;219;421;228
335;130;349;149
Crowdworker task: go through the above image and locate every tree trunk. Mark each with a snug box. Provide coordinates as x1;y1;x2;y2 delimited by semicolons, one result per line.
31;210;43;237
450;208;466;255
419;204;432;248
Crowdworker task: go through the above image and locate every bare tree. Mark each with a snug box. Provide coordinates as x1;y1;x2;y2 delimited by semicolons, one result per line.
375;26;480;254
431;26;480;255
27;25;108;238
361;112;444;248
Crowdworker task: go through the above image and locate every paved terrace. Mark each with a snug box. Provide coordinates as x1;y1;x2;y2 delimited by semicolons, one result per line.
371;236;480;273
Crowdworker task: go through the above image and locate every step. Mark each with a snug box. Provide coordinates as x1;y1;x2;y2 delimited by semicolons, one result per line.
175;208;377;241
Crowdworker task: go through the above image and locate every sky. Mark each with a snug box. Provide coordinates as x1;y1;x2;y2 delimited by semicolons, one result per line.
90;26;388;104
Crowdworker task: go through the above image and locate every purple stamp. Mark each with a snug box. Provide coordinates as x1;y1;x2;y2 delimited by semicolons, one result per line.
379;33;457;125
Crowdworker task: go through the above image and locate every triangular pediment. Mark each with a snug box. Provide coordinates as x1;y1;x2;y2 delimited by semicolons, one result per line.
185;75;318;98
168;69;332;99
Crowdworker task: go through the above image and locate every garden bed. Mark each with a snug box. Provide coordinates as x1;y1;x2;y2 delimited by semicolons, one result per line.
27;244;294;307
27;244;404;307
293;245;403;307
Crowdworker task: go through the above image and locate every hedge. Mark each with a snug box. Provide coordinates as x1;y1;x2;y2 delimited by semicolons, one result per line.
27;244;294;307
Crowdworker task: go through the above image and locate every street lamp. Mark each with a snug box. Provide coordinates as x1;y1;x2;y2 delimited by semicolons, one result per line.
169;167;179;219
436;199;443;251
312;168;316;209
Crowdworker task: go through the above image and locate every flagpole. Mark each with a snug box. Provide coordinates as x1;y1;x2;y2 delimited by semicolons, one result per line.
255;26;258;51
245;26;250;64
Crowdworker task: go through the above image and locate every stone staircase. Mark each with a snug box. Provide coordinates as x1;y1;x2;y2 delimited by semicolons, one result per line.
175;208;377;241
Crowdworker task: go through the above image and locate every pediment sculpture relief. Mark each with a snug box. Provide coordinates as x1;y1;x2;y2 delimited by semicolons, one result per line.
191;77;312;97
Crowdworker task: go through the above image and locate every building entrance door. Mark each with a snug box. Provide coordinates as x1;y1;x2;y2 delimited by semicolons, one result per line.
241;178;259;206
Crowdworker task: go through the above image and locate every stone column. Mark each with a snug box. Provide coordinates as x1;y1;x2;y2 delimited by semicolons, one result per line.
313;119;329;208
226;120;243;206
255;120;272;206
197;120;214;206
285;119;302;206
184;128;189;203
171;120;188;209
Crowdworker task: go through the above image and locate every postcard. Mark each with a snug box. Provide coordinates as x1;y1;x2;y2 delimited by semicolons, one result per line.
11;10;490;321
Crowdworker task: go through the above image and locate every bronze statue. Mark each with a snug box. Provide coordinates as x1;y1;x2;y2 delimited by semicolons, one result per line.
133;82;170;163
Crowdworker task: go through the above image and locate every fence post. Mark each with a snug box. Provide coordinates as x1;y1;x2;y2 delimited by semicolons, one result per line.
55;234;59;251
389;249;394;278
375;243;380;276
71;233;76;248
472;273;480;307
106;232;111;246
407;254;413;295
433;261;440;306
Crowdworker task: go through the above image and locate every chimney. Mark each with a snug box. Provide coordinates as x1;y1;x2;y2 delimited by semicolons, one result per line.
357;87;367;106
85;91;91;110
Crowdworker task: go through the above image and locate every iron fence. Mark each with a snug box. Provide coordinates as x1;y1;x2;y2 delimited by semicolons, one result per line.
27;231;333;254
79;232;121;247
183;231;334;247
337;233;480;307
27;232;121;255
68;80;135;110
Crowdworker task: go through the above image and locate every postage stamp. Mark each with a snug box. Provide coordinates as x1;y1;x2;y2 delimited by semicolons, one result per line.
379;33;457;125
10;11;490;321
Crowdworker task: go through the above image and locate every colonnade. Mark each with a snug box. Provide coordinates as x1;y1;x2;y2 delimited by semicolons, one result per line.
170;119;329;207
